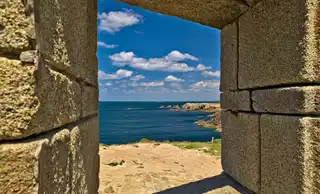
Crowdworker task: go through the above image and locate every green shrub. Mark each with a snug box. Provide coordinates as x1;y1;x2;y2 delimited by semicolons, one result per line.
104;160;125;167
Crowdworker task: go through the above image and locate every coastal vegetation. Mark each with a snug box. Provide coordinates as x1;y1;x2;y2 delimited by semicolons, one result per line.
104;160;125;167
137;138;221;158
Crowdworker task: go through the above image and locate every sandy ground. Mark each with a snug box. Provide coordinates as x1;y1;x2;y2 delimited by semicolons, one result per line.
99;143;251;194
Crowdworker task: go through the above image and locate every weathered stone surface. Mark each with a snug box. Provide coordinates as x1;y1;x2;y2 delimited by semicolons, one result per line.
0;117;99;194
221;91;251;111
35;0;98;86
70;117;99;194
0;57;81;141
221;110;260;193
86;0;98;85
238;0;320;89
252;86;320;115
220;22;238;91
28;62;82;139
82;85;99;117
0;0;34;53
261;115;320;194
118;0;248;29
0;57;39;140
20;50;36;63
244;0;261;6
0;129;71;194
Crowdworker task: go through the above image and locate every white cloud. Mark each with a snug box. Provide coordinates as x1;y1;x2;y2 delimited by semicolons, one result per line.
166;63;194;72
202;70;220;78
168;82;186;93
109;51;198;72
140;81;164;87
98;69;133;80
97;41;118;49
130;75;145;81
191;80;220;92
164;75;184;82
196;64;212;71
105;82;113;86
109;51;135;65
164;51;198;61
98;9;142;33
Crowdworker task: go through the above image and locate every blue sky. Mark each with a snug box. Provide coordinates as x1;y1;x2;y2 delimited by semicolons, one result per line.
97;0;221;101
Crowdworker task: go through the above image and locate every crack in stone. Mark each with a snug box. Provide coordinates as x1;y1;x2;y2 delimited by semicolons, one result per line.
251;98;271;113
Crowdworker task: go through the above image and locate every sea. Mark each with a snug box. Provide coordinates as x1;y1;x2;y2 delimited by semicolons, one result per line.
99;101;221;145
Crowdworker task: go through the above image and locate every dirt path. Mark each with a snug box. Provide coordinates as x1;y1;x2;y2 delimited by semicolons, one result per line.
99;143;251;194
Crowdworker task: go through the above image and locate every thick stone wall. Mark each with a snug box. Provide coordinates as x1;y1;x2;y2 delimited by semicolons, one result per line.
1;0;319;193
0;0;99;193
220;0;320;193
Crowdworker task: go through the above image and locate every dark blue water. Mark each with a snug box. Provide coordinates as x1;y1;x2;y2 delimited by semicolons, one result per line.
99;101;221;145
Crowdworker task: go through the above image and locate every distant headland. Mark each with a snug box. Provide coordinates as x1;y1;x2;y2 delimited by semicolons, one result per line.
159;103;221;132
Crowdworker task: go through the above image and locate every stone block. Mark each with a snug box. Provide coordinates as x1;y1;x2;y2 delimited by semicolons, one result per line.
82;85;99;118
238;0;320;89
119;0;248;29
0;128;71;194
252;86;320;115
0;0;34;53
221;110;260;193
220;22;238;91
261;115;320;194
0;57;81;141
221;90;251;111
0;117;99;194
0;57;37;140
70;117;99;194
35;0;98;86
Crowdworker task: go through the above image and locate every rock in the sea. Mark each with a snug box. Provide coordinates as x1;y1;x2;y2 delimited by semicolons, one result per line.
194;109;222;131
169;105;180;111
182;103;219;112
159;106;165;108
166;105;172;108
195;120;207;126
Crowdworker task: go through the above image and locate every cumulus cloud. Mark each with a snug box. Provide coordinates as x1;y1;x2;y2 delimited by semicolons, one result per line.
164;75;185;82
191;80;220;92
109;51;135;65
202;70;220;78
140;81;164;87
164;51;199;61
98;9;142;33
130;75;145;81
98;69;133;80
196;64;212;71
109;51;198;72
97;41;118;49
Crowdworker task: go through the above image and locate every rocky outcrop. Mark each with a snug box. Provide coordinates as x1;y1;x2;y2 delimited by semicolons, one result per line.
158;103;221;131
195;110;222;132
161;103;220;112
169;105;181;111
182;103;220;112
